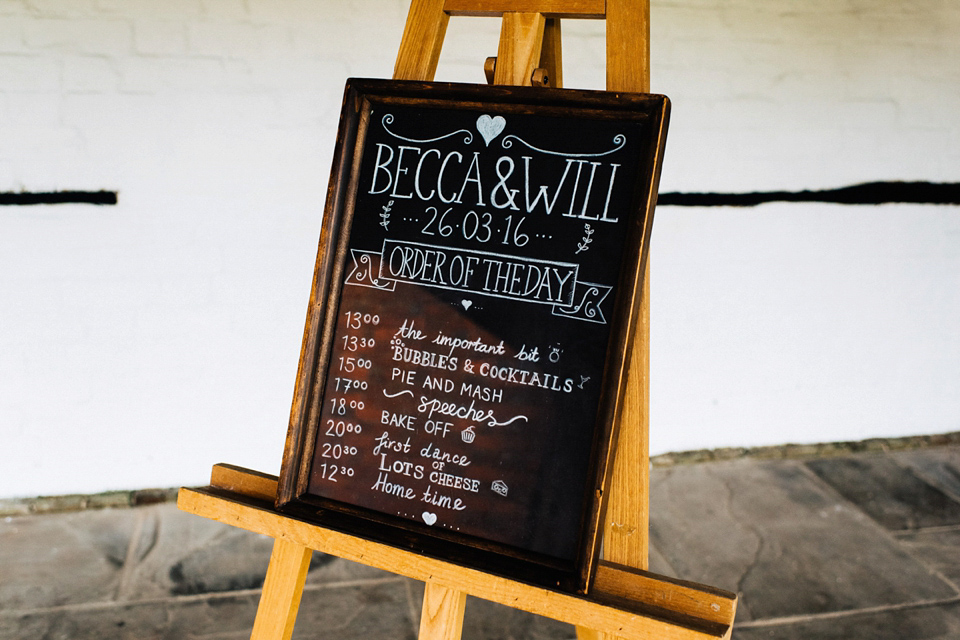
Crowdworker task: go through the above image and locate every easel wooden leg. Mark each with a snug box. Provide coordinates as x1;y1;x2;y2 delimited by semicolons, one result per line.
540;17;563;88
394;0;449;81
576;262;652;640
602;260;652;569
494;12;547;86
250;538;312;640
418;582;468;640
575;627;601;640
606;0;651;93
579;1;653;638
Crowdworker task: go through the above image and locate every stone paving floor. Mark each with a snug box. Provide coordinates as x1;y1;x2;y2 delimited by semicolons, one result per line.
2;442;960;639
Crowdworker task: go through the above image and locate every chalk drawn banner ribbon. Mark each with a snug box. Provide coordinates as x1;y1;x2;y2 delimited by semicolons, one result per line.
346;249;397;291
345;239;610;324
551;281;612;324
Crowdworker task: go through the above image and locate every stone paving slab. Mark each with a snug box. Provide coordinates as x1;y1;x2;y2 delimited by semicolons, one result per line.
119;505;273;600
897;528;960;590
0;579;573;640
118;505;389;602
733;600;960;640
650;458;958;623
647;539;677;577
0;579;417;640
894;447;960;501
0;508;134;609
4;444;960;639
805;454;960;531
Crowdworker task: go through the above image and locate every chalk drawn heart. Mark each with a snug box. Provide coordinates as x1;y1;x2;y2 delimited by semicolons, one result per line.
422;512;437;526
461;299;472;310
476;115;505;146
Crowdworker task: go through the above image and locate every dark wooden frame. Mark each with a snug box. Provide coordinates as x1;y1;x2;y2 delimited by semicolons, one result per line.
277;78;669;593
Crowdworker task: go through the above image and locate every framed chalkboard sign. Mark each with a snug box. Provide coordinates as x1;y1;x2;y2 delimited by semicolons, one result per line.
278;78;669;593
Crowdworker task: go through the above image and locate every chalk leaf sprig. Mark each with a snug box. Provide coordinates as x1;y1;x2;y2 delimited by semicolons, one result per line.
380;200;394;230
575;223;594;254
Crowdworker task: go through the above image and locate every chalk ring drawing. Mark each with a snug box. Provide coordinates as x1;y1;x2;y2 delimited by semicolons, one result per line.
476;115;506;146
502;133;626;158
491;480;509;497
382;114;473;145
422;511;438;526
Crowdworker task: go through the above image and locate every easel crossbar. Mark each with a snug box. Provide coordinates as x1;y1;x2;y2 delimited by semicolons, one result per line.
177;465;735;640
443;0;605;18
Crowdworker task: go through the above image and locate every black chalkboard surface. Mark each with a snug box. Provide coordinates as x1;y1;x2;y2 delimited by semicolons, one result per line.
278;79;669;593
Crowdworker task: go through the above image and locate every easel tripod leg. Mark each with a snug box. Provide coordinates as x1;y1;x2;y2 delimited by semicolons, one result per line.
418;582;467;640
250;537;313;640
580;0;654;637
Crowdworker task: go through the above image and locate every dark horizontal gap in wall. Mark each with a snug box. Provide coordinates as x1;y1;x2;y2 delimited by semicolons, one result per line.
0;191;117;206
5;182;957;208
658;181;960;207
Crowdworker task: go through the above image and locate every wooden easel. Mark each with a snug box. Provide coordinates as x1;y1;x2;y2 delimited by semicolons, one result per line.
178;2;737;639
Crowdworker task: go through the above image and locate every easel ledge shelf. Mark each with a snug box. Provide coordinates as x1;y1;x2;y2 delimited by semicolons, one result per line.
178;464;736;640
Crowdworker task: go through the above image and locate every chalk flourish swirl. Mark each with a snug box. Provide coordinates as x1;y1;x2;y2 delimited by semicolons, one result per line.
501;133;625;157
382;114;474;145
383;389;415;399
487;414;529;427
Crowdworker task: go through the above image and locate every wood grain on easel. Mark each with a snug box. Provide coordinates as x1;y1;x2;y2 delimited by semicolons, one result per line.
444;0;604;19
419;583;468;640
395;0;450;81
539;17;563;88
594;562;736;626
588;2;654;639
212;463;277;502
606;0;651;93
249;537;312;640
602;0;651;565
602;259;651;568
493;12;547;86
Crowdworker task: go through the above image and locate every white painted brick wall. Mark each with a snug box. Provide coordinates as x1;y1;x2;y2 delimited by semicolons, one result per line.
0;0;957;497
23;17;133;54
652;0;960;190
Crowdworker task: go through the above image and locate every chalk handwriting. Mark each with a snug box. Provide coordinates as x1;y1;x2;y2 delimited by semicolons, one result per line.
379;239;579;308
370;114;627;223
